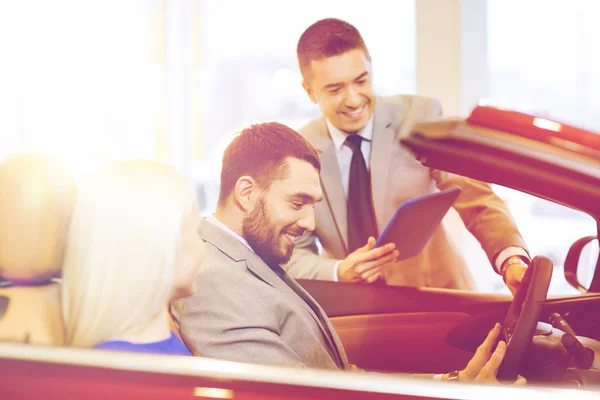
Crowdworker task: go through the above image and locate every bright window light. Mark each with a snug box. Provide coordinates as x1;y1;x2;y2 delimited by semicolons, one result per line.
0;0;165;180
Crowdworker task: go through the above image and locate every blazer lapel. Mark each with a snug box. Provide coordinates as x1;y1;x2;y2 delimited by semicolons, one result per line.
278;271;346;368
245;257;346;368
199;219;345;367
198;220;293;296
310;118;349;249
370;98;406;233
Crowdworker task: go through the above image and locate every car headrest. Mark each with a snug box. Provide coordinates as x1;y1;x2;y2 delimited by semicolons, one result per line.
0;154;76;284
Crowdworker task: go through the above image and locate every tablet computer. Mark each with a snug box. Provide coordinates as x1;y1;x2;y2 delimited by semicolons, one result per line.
374;187;461;260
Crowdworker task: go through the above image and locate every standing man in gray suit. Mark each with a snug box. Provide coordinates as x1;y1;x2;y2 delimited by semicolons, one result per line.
173;122;518;383
286;18;530;293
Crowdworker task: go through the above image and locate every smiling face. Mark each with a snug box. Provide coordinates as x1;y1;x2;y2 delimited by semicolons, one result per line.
243;158;322;267
303;48;376;134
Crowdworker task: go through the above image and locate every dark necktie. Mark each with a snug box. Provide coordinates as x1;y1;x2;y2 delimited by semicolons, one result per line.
345;134;377;253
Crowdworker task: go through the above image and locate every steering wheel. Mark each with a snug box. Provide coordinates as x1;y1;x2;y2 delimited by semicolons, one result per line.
497;255;553;382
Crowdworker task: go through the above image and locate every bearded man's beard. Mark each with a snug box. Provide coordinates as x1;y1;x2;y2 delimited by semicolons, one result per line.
243;197;294;267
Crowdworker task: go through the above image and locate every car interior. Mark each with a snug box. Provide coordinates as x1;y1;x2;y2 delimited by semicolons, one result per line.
298;108;600;388
1;111;600;395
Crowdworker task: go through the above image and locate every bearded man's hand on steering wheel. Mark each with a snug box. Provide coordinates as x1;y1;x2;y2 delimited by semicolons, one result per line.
443;256;553;384
452;323;526;384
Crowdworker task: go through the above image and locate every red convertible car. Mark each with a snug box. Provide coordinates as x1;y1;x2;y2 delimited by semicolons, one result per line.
1;106;600;399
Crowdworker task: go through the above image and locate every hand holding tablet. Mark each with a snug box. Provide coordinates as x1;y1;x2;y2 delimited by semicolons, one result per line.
373;187;462;260
337;187;461;283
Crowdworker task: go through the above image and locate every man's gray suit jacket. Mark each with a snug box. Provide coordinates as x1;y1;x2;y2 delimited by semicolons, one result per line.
171;219;350;370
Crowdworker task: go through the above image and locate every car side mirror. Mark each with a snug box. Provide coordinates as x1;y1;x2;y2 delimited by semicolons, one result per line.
564;236;599;293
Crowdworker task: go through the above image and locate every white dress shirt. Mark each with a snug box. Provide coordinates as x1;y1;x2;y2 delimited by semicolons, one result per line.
326;116;374;198
206;214;253;252
325;117;374;281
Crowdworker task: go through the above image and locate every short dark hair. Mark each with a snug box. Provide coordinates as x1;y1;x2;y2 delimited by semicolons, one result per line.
297;18;371;81
218;122;321;205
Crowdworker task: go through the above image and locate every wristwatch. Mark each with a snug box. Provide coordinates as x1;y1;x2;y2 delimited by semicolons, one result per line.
500;255;530;279
447;370;460;381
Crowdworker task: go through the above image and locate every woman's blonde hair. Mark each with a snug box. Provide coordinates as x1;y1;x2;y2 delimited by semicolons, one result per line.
61;160;196;347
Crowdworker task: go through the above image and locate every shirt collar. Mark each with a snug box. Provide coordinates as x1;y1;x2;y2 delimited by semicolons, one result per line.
326;115;374;151
206;214;254;252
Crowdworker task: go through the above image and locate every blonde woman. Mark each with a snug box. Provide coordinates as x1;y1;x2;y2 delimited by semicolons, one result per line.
62;160;204;355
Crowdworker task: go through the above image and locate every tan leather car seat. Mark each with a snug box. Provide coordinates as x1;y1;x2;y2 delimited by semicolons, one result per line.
0;154;76;345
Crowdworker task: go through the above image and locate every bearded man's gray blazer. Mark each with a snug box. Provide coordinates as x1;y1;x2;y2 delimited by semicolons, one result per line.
172;219;350;370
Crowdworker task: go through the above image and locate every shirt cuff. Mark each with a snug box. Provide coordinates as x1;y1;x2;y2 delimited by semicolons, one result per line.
333;260;342;282
494;247;530;274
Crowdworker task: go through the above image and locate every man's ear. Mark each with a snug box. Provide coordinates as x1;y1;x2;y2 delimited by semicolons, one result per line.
233;175;259;212
302;81;317;104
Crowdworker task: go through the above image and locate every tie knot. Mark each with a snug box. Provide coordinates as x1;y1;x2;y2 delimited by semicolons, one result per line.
344;134;363;152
